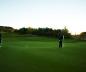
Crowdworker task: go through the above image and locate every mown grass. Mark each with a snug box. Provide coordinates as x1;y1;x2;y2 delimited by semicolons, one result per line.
0;34;86;72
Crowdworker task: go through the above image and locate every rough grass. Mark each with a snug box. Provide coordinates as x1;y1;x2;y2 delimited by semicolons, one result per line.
0;34;86;72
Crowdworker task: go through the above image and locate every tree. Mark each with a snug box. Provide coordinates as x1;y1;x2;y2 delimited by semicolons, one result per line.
18;27;28;34
0;26;14;32
27;27;34;34
62;26;72;38
80;32;86;40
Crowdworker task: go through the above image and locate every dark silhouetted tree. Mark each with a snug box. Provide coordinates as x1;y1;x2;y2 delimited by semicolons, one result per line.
0;26;14;32
80;32;86;40
18;27;28;34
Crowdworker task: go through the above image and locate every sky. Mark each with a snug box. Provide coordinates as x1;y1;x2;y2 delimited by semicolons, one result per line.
0;0;86;34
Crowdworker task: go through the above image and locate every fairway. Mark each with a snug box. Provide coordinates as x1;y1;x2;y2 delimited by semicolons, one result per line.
0;34;86;72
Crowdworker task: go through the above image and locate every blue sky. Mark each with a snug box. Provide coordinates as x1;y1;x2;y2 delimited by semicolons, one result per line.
0;0;86;34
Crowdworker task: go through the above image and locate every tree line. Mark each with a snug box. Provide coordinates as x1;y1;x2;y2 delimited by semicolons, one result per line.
1;26;86;39
15;27;72;38
0;26;72;38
